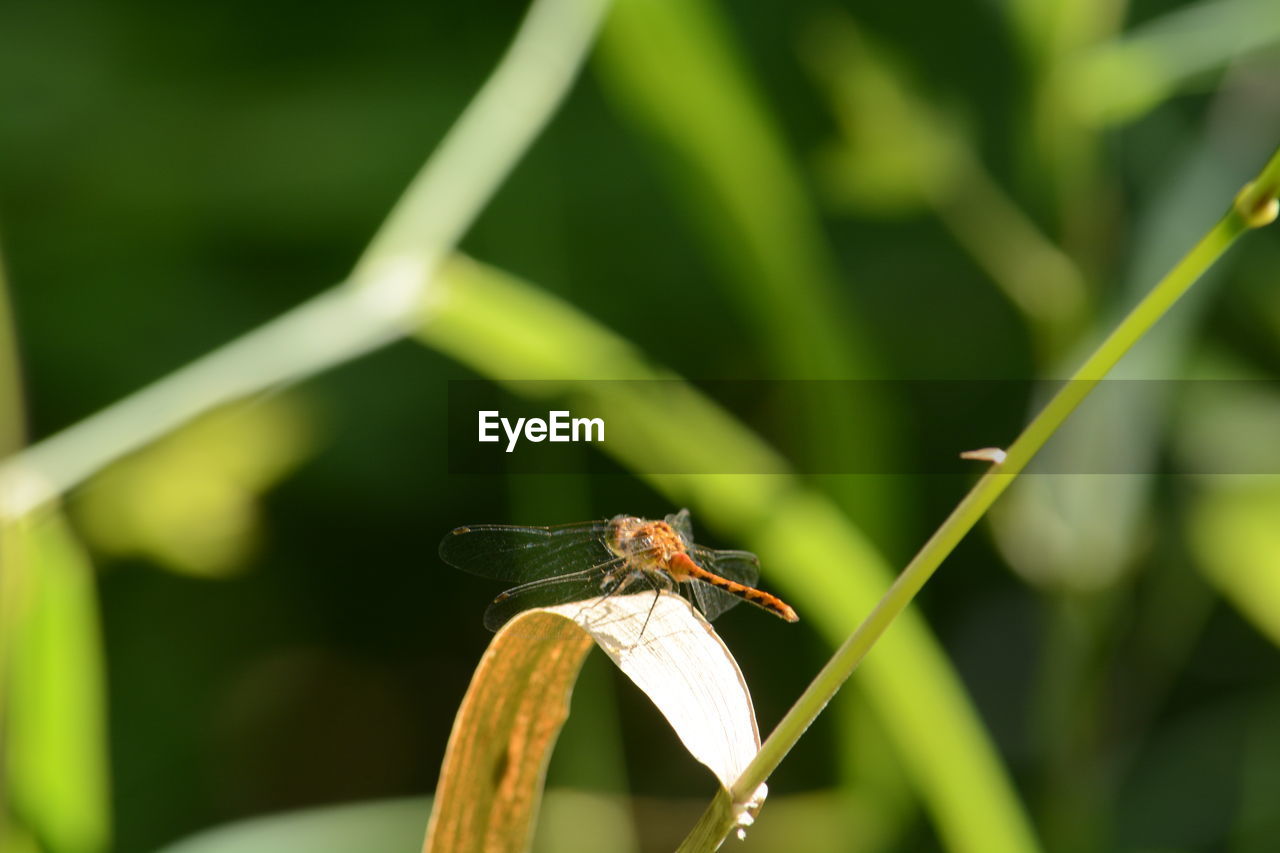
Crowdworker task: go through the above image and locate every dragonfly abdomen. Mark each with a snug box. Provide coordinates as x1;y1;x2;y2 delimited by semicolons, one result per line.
668;553;799;623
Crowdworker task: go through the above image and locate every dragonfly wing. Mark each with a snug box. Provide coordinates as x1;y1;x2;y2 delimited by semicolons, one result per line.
687;547;763;621
482;562;630;631
439;521;613;583
692;547;761;586
666;508;694;545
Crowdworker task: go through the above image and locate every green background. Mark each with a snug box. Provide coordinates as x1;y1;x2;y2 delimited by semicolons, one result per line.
3;0;1280;851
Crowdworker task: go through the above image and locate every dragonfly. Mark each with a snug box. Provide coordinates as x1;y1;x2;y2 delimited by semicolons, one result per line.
439;509;799;632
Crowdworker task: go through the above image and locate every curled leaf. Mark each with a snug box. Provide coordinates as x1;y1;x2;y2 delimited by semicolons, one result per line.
423;592;766;852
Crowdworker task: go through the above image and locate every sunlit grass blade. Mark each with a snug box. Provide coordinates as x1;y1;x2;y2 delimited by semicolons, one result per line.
3;511;111;853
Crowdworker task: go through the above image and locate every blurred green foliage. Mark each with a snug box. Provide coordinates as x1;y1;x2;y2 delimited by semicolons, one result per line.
1190;477;1280;644
72;400;313;578
3;513;110;853
2;0;1279;852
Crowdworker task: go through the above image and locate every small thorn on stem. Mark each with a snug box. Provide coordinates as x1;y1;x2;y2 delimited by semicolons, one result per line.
960;446;1007;464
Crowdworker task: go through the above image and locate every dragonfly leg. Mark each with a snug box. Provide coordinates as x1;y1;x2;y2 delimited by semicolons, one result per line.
637;571;676;639
569;569;647;625
639;586;661;638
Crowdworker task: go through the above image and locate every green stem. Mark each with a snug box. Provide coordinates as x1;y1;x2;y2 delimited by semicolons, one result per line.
686;145;1280;846
353;0;610;281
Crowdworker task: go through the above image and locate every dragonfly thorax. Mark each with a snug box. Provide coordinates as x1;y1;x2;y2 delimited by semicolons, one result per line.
606;515;686;575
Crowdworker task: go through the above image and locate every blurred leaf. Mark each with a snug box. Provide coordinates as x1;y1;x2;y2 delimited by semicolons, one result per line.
532;790;638;853
71;397;312;577
426;594;767;852
802;11;1087;355
596;0;873;376
3;511;110;853
1071;0;1280;126
155;797;430;853
1234;694;1280;852
1004;0;1126;69
1004;0;1126;254
1174;361;1280;475
801;15;963;216
1113;698;1250;849
1187;478;1280;646
156;788;892;853
0;823;42;853
595;0;900;545
631;788;895;852
730;789;892;853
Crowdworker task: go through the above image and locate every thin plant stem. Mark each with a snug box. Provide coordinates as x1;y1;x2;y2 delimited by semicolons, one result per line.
680;145;1280;850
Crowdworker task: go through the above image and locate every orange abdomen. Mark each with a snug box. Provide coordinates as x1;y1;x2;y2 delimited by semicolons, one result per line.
667;553;799;623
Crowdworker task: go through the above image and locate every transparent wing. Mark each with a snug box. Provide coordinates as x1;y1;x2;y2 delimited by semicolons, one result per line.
666;508;694;545
438;521;613;583
481;557;631;630
692;546;761;586
686;546;762;621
